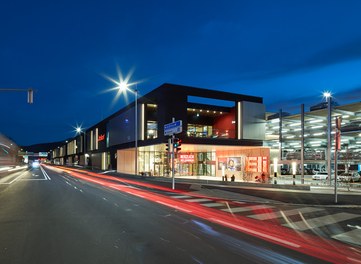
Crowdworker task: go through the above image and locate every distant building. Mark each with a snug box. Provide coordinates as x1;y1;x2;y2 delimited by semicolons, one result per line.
0;133;20;166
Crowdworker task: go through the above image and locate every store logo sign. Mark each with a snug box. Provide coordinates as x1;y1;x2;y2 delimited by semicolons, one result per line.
180;154;194;163
98;134;105;141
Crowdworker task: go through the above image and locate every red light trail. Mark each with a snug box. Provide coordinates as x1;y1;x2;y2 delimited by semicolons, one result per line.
46;165;361;263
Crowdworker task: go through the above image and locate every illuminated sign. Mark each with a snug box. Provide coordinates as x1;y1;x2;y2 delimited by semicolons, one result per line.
98;134;105;141
179;154;194;163
246;156;268;173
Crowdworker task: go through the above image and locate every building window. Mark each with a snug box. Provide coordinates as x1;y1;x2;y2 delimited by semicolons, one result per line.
145;104;158;139
147;121;158;139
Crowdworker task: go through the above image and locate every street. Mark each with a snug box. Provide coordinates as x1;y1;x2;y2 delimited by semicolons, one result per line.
0;165;360;264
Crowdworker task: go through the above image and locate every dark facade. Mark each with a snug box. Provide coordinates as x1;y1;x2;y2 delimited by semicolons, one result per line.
52;83;269;179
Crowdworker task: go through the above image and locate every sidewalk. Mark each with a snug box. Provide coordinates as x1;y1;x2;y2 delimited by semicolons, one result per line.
76;167;361;206
144;175;361;206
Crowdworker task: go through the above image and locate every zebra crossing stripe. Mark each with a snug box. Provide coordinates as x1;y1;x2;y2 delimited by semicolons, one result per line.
172;195;192;199
221;204;273;213
201;202;225;208
332;229;361;246
283;212;360;231
185;198;212;203
249;207;323;220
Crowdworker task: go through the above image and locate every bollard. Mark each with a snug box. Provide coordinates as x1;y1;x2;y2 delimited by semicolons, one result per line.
274;172;277;184
293;174;296;185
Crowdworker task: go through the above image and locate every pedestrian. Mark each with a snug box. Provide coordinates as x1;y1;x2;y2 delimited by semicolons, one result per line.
225;174;228;181
231;174;235;182
261;172;266;183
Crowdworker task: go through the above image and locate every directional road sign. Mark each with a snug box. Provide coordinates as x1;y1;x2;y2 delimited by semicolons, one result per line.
164;120;182;136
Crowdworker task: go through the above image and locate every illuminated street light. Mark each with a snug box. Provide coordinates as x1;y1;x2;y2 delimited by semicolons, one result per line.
106;69;139;175
324;91;332;186
75;126;89;168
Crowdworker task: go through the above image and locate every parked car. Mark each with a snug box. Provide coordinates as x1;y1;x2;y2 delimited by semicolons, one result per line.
312;172;328;180
337;172;360;182
312;171;335;180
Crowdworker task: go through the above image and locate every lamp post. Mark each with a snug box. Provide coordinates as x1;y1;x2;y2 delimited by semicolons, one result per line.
324;91;332;186
118;83;138;175
76;127;86;153
76;127;87;166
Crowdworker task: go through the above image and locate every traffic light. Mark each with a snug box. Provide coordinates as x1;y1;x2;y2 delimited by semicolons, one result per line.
166;138;173;152
173;138;182;152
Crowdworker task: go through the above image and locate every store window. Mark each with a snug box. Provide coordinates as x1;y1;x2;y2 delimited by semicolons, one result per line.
145;104;158;139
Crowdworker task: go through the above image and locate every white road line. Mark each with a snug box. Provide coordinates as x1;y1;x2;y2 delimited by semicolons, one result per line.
283;212;361;231
201;203;225;208
40;166;51;180
185;198;212;203
221;204;274;213
156;201;192;213
210;218;301;248
332;229;361;246
248;207;324;220
2;171;29;184
172;195;192;199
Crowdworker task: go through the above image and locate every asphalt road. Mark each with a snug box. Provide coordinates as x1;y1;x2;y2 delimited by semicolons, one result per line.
0;166;348;264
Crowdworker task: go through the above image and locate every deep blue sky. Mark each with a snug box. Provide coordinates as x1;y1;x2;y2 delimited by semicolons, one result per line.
2;0;361;146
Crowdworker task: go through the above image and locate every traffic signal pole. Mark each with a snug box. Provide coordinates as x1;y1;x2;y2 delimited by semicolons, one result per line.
0;88;34;103
171;134;175;190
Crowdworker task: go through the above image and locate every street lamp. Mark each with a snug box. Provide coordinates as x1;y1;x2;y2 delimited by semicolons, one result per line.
117;83;139;175
323;91;332;186
105;68;140;175
75;126;87;165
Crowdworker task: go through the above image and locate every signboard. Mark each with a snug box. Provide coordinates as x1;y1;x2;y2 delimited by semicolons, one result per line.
164;120;182;136
39;152;48;157
179;154;194;163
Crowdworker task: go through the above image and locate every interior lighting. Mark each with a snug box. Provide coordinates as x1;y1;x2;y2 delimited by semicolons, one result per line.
311;125;323;129
289;122;301;126
310;141;322;144
293;128;302;131
309;119;323;123
313;132;324;136
286;136;295;139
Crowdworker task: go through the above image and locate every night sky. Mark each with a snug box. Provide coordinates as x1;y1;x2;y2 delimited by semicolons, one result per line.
2;0;361;146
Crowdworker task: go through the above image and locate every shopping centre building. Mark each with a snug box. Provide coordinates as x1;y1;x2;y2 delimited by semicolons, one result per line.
50;83;361;180
51;83;268;180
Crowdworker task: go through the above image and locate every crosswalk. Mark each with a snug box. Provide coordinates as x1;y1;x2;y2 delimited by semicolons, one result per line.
169;194;361;247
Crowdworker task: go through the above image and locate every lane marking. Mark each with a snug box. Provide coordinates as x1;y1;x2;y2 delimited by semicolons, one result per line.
222;204;274;213
0;171;29;184
172;195;193;199
249;207;324;220
283;212;361;231
185;198;212;203
40;166;51;180
332;229;361;246
210;218;301;248
201;202;225;208
156;201;193;213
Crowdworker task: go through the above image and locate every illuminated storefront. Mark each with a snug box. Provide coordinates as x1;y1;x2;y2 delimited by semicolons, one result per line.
56;83;268;179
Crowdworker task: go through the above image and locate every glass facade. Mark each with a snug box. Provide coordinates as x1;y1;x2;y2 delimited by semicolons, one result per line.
138;149;217;177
